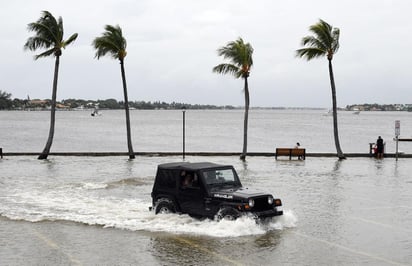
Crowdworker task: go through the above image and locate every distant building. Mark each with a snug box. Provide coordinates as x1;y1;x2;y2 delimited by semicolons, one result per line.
29;99;48;106
56;103;70;109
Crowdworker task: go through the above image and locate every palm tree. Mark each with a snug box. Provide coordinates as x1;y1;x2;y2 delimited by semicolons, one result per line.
24;11;78;160
92;25;135;159
296;19;345;159
213;37;253;161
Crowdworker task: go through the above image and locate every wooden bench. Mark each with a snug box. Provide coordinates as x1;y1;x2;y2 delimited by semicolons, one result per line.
275;148;305;160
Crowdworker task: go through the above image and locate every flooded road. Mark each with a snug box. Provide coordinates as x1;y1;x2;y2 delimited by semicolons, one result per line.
1;156;412;265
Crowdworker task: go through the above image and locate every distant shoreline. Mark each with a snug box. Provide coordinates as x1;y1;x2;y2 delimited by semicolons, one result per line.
0;107;328;111
1;92;411;111
2;107;412;112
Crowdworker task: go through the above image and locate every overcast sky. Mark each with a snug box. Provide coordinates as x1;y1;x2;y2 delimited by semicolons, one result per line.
1;0;411;107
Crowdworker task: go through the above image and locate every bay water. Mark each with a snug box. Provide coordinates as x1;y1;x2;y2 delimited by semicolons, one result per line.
1;109;412;153
1;109;412;265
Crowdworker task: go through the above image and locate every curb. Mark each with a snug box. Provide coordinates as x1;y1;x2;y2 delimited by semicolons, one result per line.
1;152;412;158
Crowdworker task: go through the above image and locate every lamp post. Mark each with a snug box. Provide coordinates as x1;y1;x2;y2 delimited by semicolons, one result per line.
182;106;186;159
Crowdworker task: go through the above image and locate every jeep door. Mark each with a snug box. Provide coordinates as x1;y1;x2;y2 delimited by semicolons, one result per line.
177;172;208;216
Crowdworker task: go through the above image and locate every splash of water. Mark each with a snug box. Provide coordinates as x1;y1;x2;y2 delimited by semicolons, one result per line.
0;181;297;237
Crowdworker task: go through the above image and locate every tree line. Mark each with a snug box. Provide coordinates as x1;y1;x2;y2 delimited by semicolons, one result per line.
2;91;410;112
346;103;412;112
0;92;235;110
17;10;347;160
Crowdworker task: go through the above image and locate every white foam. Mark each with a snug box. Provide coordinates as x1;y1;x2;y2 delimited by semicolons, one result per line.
0;184;297;237
81;182;108;190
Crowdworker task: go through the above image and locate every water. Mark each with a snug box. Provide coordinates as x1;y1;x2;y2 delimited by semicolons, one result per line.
1;109;412;153
1;110;412;265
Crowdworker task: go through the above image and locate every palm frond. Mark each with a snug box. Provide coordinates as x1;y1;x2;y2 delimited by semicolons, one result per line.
331;28;340;52
93;24;127;60
57;16;64;43
34;48;56;59
309;21;331;47
24;36;53;51
63;33;78;48
296;19;340;61
40;11;61;42
33;11;59;42
214;37;253;79
218;38;253;67
296;47;325;60
25;22;56;50
301;36;327;51
212;63;240;77
24;11;78;59
93;38;120;59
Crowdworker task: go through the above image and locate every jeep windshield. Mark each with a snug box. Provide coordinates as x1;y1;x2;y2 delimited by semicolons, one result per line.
202;168;241;189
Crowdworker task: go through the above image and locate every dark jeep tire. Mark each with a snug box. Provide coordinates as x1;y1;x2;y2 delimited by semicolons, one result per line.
216;207;240;221
155;198;176;214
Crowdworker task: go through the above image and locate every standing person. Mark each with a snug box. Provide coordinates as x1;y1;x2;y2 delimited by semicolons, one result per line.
376;136;384;159
295;142;303;160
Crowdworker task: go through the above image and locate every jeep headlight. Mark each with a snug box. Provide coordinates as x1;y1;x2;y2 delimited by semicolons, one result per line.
248;199;255;208
268;196;274;205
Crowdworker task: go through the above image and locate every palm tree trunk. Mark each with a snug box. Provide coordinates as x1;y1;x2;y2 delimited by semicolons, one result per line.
240;77;249;161
120;60;135;159
38;55;60;160
328;59;345;159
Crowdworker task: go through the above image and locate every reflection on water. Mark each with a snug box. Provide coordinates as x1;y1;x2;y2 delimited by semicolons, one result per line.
374;158;385;173
150;227;286;266
333;159;342;172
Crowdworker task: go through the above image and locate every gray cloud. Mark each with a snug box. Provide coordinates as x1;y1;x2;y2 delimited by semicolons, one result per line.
1;0;412;107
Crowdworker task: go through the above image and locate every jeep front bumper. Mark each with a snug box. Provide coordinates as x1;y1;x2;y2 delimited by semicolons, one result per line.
253;207;283;219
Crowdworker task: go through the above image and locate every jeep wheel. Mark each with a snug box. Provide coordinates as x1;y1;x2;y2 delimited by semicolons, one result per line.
155;198;176;214
216;207;240;221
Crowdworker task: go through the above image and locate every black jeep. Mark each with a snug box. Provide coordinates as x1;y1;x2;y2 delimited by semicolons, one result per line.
151;162;283;220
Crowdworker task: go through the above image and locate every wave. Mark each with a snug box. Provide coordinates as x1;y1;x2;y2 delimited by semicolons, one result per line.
0;174;297;237
0;209;297;238
0;187;297;237
106;177;148;188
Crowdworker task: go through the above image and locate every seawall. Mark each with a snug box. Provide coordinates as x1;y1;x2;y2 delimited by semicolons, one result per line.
1;152;412;158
